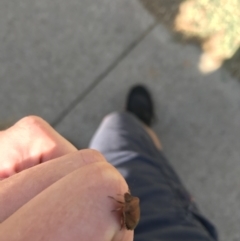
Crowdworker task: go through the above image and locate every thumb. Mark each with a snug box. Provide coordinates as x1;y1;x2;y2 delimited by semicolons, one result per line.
0;150;134;241
73;160;134;241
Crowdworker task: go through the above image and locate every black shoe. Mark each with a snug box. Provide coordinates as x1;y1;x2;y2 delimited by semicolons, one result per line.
126;85;154;126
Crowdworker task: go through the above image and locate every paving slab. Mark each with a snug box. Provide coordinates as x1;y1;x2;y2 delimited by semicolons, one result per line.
0;0;153;125
56;24;240;241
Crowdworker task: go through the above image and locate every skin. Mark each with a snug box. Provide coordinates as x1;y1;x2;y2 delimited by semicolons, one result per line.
0;116;133;241
144;125;163;151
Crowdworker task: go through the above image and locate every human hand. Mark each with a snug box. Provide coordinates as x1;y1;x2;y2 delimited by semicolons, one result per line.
0;116;132;241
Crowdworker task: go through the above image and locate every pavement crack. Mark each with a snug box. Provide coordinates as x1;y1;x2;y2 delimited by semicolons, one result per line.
51;21;158;128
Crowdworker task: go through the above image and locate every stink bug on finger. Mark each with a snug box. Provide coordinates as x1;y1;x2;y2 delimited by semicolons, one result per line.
108;192;140;230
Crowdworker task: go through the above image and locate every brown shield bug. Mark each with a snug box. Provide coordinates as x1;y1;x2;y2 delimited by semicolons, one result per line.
108;192;140;230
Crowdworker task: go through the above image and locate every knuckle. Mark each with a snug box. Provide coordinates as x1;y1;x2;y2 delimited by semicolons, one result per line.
85;149;105;159
15;116;50;139
18;116;46;127
79;149;107;164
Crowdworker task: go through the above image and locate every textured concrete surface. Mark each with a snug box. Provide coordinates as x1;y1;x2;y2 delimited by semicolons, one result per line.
56;24;240;241
0;1;240;241
0;0;153;124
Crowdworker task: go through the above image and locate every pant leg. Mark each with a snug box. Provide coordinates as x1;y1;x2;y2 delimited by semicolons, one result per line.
89;112;218;241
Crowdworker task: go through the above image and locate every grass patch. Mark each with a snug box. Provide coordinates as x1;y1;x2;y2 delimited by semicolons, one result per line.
139;0;240;77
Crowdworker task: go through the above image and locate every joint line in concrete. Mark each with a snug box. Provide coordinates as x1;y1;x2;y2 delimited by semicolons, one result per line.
52;21;158;127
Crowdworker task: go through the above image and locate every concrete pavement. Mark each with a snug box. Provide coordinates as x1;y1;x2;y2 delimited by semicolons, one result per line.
0;1;240;240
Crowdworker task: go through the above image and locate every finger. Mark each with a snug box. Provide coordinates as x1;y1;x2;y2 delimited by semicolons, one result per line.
0;149;105;222
0;152;133;241
0;116;77;178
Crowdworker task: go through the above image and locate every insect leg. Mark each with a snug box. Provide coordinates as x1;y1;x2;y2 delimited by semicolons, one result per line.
108;196;124;204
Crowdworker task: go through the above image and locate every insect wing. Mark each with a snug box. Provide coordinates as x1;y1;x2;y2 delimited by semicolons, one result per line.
125;196;140;230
